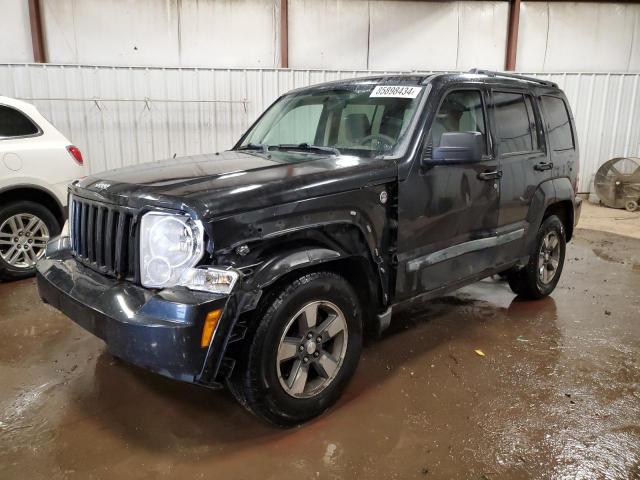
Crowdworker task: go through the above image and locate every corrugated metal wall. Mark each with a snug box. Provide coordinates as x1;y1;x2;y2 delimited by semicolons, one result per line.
1;63;639;192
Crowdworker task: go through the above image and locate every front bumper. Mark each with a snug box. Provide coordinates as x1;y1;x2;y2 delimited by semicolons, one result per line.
37;248;240;387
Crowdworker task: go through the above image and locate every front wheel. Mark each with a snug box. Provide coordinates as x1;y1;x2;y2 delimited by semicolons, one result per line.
507;215;566;299
227;271;363;427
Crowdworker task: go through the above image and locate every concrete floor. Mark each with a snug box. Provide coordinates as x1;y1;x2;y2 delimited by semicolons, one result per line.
1;225;639;479
578;201;640;240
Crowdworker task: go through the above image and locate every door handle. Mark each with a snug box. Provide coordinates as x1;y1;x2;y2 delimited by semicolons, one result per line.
477;170;502;181
534;161;554;171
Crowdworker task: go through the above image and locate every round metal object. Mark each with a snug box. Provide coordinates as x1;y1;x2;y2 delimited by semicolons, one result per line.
276;300;349;399
304;340;317;355
594;157;640;209
538;231;560;285
0;213;49;270
625;200;638;212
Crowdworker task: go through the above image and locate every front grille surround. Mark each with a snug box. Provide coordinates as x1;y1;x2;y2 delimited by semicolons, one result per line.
69;196;139;280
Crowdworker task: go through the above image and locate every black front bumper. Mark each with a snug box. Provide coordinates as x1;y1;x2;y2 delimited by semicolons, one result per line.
37;249;239;387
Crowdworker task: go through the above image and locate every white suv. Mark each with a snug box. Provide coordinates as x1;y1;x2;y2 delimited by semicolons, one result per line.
0;96;85;280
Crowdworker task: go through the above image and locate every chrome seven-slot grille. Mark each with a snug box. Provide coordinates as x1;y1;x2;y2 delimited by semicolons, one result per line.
69;196;138;280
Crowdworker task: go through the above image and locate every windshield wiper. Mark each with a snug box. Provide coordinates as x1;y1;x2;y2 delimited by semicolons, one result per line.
237;143;268;153
272;143;341;156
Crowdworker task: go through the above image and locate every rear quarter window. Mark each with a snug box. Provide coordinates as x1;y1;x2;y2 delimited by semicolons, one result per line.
0;105;40;139
541;96;575;151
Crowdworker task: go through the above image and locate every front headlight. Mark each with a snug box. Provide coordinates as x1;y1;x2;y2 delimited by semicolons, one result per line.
139;211;239;294
140;212;204;288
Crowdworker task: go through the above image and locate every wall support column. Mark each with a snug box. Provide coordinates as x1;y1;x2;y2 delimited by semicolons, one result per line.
505;0;520;71
28;0;46;63
280;0;289;68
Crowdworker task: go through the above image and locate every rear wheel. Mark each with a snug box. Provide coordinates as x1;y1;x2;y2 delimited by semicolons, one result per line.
0;201;59;281
227;271;362;427
507;215;566;299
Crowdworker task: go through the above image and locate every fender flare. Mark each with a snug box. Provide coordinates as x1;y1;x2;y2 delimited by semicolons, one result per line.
523;179;557;253
249;247;342;289
524;177;576;254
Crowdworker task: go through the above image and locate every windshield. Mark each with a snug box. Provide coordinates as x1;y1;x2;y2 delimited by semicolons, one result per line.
238;84;425;158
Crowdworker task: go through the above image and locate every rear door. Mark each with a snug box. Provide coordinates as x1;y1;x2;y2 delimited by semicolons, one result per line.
490;89;548;264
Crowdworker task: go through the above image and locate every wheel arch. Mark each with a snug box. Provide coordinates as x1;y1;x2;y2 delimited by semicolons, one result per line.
542;200;574;241
526;178;576;251
211;244;384;386
238;227;386;339
0;185;65;226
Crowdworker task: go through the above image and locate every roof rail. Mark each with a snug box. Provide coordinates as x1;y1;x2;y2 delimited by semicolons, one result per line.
468;68;558;88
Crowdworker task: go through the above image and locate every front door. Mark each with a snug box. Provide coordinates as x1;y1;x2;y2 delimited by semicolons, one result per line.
396;87;501;301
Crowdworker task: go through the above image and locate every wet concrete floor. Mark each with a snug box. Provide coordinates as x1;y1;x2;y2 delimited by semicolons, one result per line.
1;229;639;479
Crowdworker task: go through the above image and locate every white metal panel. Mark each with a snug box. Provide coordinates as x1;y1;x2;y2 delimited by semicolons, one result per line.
518;2;640;72
1;64;639;193
41;0;278;68
457;1;510;71
368;1;508;71
43;0;181;66
0;0;33;63
289;0;370;70
5;0;640;73
177;0;278;68
630;6;640;72
369;1;459;70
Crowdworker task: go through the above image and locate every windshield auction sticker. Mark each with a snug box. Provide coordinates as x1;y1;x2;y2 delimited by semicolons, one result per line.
370;85;422;98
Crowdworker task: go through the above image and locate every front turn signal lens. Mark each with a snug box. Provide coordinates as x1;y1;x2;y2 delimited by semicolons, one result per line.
201;309;222;348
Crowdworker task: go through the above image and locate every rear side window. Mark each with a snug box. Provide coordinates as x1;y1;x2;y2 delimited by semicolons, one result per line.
493;92;538;155
541;96;574;151
0;105;40;139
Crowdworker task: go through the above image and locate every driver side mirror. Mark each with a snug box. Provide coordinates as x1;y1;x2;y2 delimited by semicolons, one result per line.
423;131;484;167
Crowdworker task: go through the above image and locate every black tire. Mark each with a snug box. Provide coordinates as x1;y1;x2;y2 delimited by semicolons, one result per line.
507;215;566;299
0;200;60;281
227;271;363;427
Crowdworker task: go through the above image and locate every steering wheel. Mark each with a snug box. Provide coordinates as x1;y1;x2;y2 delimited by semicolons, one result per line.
358;133;396;150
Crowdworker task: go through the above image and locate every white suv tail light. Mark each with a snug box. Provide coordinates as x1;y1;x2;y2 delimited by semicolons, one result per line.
66;145;83;165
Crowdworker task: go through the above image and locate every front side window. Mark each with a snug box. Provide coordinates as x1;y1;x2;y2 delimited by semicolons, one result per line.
239;84;425;158
427;90;487;154
541;96;574;151
0;105;40;139
493;92;538;156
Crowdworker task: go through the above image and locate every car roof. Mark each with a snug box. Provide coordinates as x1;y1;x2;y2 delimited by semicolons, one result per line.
0;95;37;112
287;69;561;95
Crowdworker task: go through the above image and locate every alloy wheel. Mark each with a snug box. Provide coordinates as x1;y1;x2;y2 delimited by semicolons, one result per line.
538;231;560;284
276;300;349;399
0;213;50;269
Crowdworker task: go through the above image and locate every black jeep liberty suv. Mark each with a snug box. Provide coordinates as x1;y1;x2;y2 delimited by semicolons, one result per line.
37;70;582;426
